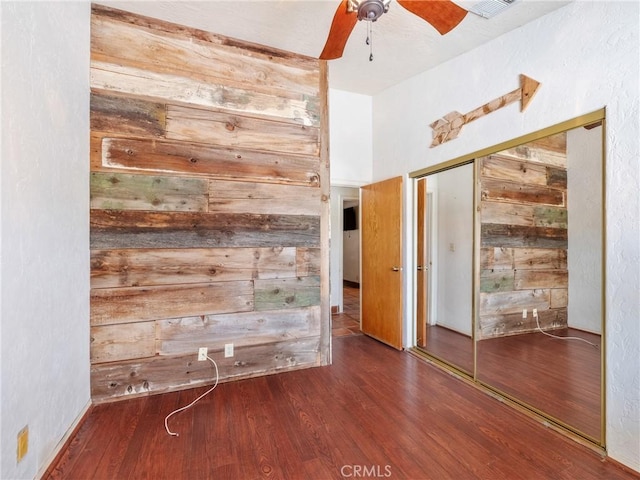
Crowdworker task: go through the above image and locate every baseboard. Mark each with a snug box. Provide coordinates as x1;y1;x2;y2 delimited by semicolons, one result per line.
38;400;92;479
605;456;640;478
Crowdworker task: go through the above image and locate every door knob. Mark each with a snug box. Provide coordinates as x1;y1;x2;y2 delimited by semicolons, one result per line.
392;266;402;272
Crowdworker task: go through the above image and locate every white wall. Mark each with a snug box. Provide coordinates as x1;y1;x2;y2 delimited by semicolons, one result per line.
1;3;91;479
567;125;603;334
372;2;639;471
329;89;372;310
434;164;473;336
329;89;373;187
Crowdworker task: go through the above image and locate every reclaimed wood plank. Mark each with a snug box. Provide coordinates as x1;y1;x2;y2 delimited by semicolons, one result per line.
496;132;567;167
166;105;319;156
90;247;297;289
91;6;320;98
478;307;567;339
90;337;321;402
480;247;514;270
513;248;568;270
550;288;568;308
90;172;208;212
546;166;567;188
208;180;320;216
480;270;515;293
479;289;550;316
90;322;155;364
91;61;319;127
482;202;567;229
100;137;320;186
480;155;548;185
90;281;254;326
296;248;321;276
90;92;166;137
515;269;568;290
481;178;566;207
90;210;320;249
156;306;321;356
254;276;321;311
481;223;567;249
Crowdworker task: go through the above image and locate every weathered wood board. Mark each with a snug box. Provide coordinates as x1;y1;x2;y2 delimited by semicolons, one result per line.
97;136;320;186
91;337;321;403
89;4;327;402
90;322;155;363
90;210;320;249
480;289;550;316
481;201;567;229
91;92;166;138
91;61;319;127
479;307;568;339
481;223;568;249
513;248;567;270
481;178;566;207
166;105;319;156
156;306;321;356
254;276;321;311
208;179;321;216
90;172;208;212
91;281;254;326
90;7;320;98
91;247;297;288
296;247;321;276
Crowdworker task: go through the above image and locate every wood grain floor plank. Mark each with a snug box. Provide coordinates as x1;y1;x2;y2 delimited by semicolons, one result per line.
44;335;638;480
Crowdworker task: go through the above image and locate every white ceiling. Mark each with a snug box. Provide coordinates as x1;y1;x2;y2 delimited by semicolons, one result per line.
97;0;571;95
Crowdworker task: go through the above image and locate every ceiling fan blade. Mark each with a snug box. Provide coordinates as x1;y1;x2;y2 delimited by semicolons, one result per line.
320;0;358;60
397;0;468;35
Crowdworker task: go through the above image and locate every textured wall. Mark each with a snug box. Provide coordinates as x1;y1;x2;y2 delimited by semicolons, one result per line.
373;2;639;471
1;3;91;479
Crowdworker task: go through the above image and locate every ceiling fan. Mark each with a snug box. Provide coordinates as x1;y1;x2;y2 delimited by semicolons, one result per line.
320;0;468;60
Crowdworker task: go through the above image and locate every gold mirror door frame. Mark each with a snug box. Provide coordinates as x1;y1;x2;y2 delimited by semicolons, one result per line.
411;109;606;447
414;162;475;375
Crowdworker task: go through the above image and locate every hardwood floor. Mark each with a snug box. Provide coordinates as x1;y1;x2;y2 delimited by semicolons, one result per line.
423;324;473;373
421;325;601;441
477;328;601;440
45;335;637;480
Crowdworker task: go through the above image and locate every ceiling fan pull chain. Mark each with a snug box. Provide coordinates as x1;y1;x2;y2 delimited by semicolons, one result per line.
368;21;374;61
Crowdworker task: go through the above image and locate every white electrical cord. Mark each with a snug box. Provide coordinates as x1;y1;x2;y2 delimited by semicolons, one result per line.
164;355;219;436
534;312;599;349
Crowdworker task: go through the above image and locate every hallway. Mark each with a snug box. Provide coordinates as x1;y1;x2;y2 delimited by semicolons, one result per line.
331;283;361;337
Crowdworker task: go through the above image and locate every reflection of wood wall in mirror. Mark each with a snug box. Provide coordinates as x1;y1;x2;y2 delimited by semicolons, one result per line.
478;133;569;339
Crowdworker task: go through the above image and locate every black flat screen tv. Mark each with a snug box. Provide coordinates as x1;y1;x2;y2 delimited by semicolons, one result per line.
344;206;357;231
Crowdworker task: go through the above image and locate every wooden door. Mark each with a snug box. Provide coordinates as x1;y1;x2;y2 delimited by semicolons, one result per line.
416;178;427;348
361;176;403;350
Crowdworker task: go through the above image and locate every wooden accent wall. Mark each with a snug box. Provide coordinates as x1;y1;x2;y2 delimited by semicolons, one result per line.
478;134;568;339
89;5;329;402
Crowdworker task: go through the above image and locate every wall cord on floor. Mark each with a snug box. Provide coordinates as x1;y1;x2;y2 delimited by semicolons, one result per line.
534;312;599;349
164;355;219;436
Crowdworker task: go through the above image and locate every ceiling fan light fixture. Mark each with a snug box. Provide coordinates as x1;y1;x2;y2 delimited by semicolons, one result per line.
349;0;391;22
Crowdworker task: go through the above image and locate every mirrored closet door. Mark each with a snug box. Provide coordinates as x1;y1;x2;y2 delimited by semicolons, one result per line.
413;110;605;445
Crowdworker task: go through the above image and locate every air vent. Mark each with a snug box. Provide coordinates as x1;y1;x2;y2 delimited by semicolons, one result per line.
469;0;517;19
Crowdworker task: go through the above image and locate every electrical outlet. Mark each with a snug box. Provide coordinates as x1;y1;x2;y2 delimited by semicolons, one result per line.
224;343;234;358
533;308;538;318
198;347;208;361
522;308;527;319
17;426;28;463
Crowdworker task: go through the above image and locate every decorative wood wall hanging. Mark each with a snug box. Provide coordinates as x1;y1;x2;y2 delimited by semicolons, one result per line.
429;74;541;147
